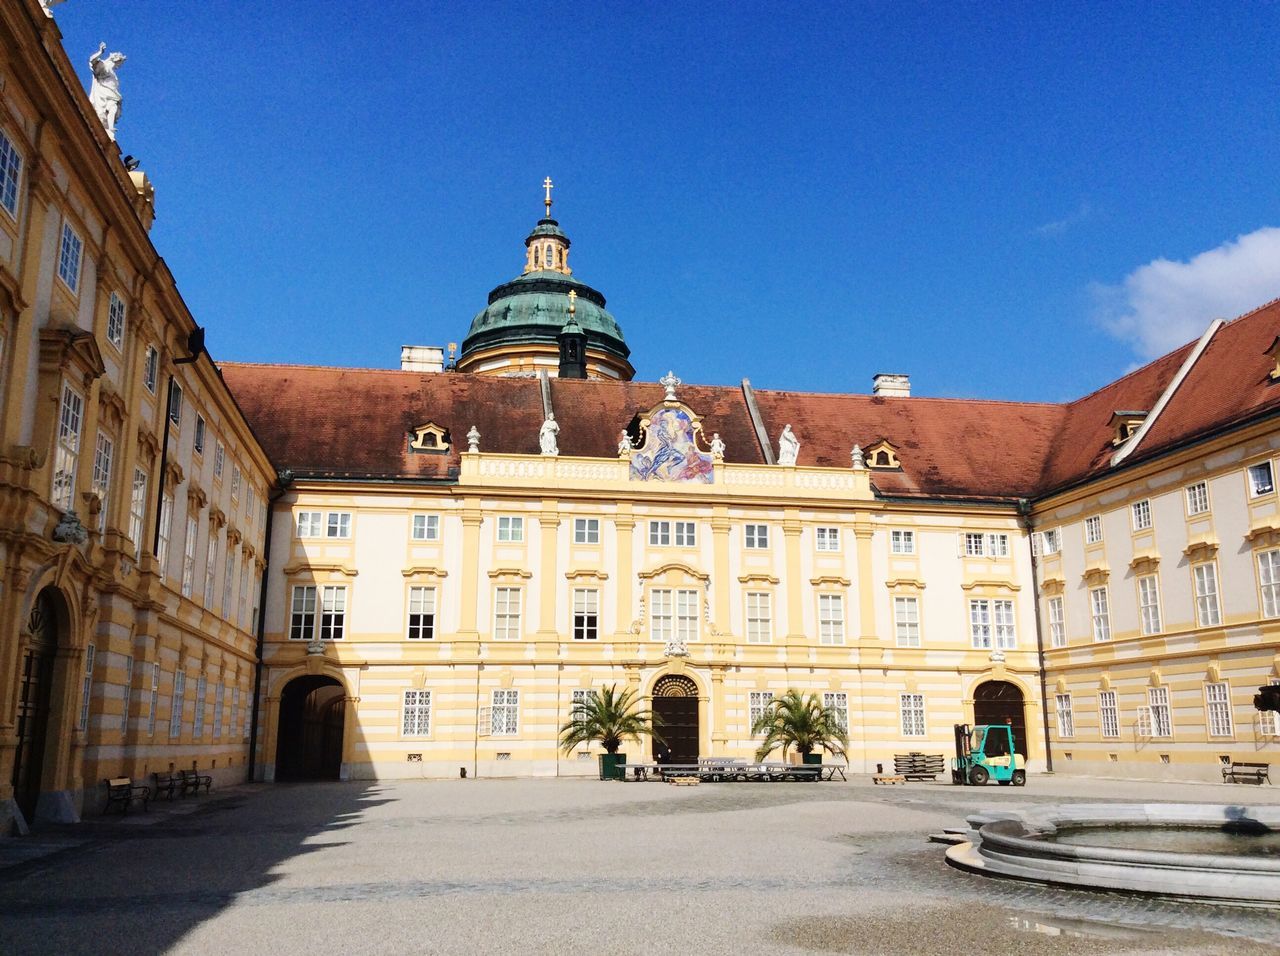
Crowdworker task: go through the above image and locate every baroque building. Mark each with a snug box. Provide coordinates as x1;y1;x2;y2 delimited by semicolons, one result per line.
1;0;1278;829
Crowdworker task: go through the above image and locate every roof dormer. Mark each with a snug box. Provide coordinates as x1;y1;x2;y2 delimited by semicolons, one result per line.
1264;335;1280;382
409;422;451;453
865;439;901;470
1109;411;1147;447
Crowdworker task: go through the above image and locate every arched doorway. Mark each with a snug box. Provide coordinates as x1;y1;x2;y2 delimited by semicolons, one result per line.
973;680;1027;759
12;590;61;822
652;675;699;764
276;676;345;781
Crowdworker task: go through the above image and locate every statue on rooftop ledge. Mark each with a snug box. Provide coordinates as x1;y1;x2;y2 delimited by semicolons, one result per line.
539;413;559;456
617;430;633;457
777;424;799;466
89;42;126;141
710;433;725;460
466;426;480;453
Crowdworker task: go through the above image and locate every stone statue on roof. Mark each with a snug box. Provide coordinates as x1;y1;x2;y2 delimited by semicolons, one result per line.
89;42;127;141
850;444;865;470
660;370;681;403
777;424;799;466
710;433;725;460
466;426;480;453
539;413;559;456
617;430;632;457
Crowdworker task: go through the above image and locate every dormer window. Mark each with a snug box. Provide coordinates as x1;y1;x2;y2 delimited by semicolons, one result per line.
409;422;450;453
1109;411;1147;446
865;439;900;470
1265;335;1280;382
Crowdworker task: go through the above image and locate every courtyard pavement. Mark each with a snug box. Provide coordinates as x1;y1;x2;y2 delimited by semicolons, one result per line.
0;773;1278;955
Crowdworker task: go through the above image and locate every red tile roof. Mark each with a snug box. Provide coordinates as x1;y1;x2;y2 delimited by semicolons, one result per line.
218;297;1280;502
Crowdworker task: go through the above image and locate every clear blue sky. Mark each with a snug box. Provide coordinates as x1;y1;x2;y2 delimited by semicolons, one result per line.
52;2;1280;402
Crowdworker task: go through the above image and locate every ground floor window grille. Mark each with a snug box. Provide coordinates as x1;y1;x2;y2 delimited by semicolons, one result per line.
169;670;186;739
900;694;926;736
1204;682;1233;737
193;674;207;737
213;682;225;738
148;664;159;734
1148;687;1172;738
403;689;431;736
822;692;848;733
748;690;773;730
407;586;436;639
490;689;518;736
1055;693;1074;737
1098;690;1119;738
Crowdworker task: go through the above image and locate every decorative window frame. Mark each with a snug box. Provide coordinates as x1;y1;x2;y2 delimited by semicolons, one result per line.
408;422;450;453
865;439;901;470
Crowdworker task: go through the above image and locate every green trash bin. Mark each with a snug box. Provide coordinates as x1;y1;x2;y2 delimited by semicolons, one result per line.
599;753;626;780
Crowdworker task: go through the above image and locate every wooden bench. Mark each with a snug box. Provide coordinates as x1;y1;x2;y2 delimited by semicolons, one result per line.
819;764;847;781
104;777;150;814
1222;761;1271;785
153;771;181;800
893;752;946;781
181;768;213;795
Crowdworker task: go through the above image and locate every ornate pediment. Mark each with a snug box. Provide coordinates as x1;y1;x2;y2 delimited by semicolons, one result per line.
629;402;714;483
38;326;105;388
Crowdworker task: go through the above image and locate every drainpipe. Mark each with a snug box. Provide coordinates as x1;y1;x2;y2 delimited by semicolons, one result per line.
247;470;290;782
1019;498;1054;773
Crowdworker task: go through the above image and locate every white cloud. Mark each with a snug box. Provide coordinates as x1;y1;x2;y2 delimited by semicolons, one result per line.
1094;226;1280;359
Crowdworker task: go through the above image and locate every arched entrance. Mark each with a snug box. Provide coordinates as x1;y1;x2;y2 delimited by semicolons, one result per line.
276;676;345;781
651;675;699;764
973;680;1028;759
12;590;61;822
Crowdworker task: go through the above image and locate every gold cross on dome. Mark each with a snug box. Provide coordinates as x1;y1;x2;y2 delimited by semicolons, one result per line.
543;176;554;217
567;289;576;313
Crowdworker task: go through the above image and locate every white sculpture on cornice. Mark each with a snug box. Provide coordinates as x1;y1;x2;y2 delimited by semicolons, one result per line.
89;42;127;141
40;0;67;17
663;637;690;658
777;424;799;466
617;430;632;457
850;444;865;470
539;413;559;456
660;370;681;403
710;433;725;460
466;425;480;453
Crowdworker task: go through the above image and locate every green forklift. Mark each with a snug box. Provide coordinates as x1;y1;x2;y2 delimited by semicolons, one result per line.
951;723;1026;786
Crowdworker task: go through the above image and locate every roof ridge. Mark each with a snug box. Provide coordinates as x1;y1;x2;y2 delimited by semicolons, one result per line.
750;386;1061;409
1061;341;1194;410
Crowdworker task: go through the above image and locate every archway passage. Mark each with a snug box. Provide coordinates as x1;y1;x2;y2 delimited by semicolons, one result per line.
12;590;60;822
651;675;699;764
973;680;1027;759
276;676;345;781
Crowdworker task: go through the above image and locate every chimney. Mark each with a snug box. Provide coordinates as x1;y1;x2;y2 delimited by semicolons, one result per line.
400;345;444;372
872;373;910;398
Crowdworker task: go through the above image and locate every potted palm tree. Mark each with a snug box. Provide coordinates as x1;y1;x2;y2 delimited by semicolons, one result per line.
559;684;664;780
751;690;849;768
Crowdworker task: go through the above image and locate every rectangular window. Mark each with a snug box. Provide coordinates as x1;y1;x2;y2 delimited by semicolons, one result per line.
295;511;322;537
1205;682;1233;738
326;512;351;538
191;415;205;457
78;644;95;732
894;596;920;648
129;468;147;555
490;689;518;736
1039;529;1061;555
213;441;225;479
319;586;347;640
1260;549;1280;618
232;686;241;740
411;514;440;541
573;518;599;544
222;552;235;616
1047;596;1065;648
1055;693;1074;737
987;533;1010;557
230;464;241;501
744;524;769;549
193;674;207;738
890;529;914;554
900;693;926;736
1249;461;1275;497
203;535;218;606
169;670;186;739
289;585;317;640
964;532;985;557
156;493;174;571
648;520;670;546
0;129;21;217
1089;587;1111;642
969;599;1015;649
650;588;699;643
572;588;598;641
1099;690;1119;739
213;682;225;738
168;382;183;427
148;664;159;735
822;692;848;732
1084;515;1103;545
1138;575;1161;635
493;587;522;640
407;586;436;639
52;383;84;510
1148;687;1173;738
818;593;845;645
745;591;772;643
238;565;251;630
497;515;523;542
403;689;432;736
57;222;83;291
1260;680;1280;737
90;432;113;533
674;521;696;547
107;292;126;349
121;655;133;734
816;527;840;552
748;690;774;730
181;516;197;598
143;345;158;394
1185;481;1209;516
1193;563;1221;627
1131;499;1152;530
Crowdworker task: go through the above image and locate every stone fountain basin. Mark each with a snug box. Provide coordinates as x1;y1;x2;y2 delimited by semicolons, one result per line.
945;803;1280;907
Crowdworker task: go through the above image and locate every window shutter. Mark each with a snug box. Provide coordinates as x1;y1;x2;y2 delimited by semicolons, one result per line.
1135;705;1152;738
478;705;492;737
